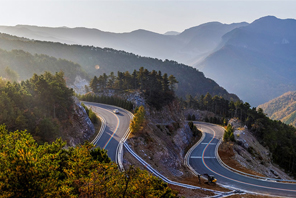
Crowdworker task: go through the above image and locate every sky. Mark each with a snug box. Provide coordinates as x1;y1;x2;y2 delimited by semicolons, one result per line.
0;0;296;34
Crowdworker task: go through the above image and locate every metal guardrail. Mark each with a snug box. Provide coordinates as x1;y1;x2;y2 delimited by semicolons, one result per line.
85;101;131;170
215;137;296;183
116;110;134;171
123;142;224;194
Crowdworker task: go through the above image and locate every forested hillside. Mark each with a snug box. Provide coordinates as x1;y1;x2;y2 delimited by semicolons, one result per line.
0;33;239;101
0;48;88;84
183;94;296;177
0;71;91;144
258;91;296;127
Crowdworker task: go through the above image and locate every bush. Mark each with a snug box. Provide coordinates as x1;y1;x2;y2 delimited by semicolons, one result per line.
89;110;98;124
188;121;202;137
81;102;99;124
187;114;192;120
223;124;234;142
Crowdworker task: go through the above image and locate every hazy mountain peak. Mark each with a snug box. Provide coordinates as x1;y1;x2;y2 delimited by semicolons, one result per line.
252;15;279;23
164;31;180;36
248;15;296;34
178;21;248;40
130;29;160;35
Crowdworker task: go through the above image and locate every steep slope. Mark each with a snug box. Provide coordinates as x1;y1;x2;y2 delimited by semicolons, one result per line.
0;72;95;146
175;22;248;65
0;22;247;65
258;91;296;127
0;48;88;84
0;33;239;101
221;118;293;180
197;16;296;106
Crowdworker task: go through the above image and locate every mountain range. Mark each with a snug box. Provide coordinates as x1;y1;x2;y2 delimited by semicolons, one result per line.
197;16;296;106
0;22;247;66
0;33;238;101
258;91;296;127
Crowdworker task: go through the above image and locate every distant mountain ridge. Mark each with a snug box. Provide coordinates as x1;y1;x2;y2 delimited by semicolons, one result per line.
0;33;239;101
258;91;296;127
197;16;296;106
0;22;247;66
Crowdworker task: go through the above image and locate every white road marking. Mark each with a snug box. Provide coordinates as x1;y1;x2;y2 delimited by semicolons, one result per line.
201;143;216;145
191;156;216;159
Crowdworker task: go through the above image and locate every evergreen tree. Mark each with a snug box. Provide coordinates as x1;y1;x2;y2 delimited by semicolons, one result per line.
168;74;178;91
89;76;99;93
162;73;170;92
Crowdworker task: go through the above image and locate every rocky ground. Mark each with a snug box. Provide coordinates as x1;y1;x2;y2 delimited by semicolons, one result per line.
184;109;216;121
222;118;294;180
62;97;97;147
124;100;194;180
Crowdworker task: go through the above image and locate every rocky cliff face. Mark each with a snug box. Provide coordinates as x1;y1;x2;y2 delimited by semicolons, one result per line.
228;118;293;180
68;76;89;95
62;97;95;147
125;99;196;179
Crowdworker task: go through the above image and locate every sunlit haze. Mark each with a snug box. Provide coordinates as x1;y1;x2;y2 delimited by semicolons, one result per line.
0;0;296;33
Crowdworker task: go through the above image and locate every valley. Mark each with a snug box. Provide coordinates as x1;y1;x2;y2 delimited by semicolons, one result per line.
0;5;296;197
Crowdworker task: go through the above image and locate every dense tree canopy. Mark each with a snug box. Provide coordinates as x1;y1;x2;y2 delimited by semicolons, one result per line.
89;67;177;110
0;71;74;143
0;125;179;198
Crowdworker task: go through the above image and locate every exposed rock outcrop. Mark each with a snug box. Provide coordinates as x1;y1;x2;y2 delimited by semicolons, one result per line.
229;118;293;180
125;99;195;179
62;97;95;147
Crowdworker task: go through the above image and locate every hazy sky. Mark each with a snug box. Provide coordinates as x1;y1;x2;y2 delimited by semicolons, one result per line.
0;0;296;33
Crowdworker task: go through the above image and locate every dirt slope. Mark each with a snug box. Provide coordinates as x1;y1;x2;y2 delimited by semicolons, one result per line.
220;118;293;180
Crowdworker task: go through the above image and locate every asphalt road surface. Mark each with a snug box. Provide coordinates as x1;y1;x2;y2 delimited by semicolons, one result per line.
83;102;132;162
189;121;296;197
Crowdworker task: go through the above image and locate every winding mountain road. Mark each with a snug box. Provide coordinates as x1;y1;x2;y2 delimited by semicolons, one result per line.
83;102;296;197
83;102;132;162
189;121;296;197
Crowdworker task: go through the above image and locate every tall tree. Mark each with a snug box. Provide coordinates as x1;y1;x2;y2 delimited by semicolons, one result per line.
162;73;169;92
89;76;99;93
168;74;178;91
